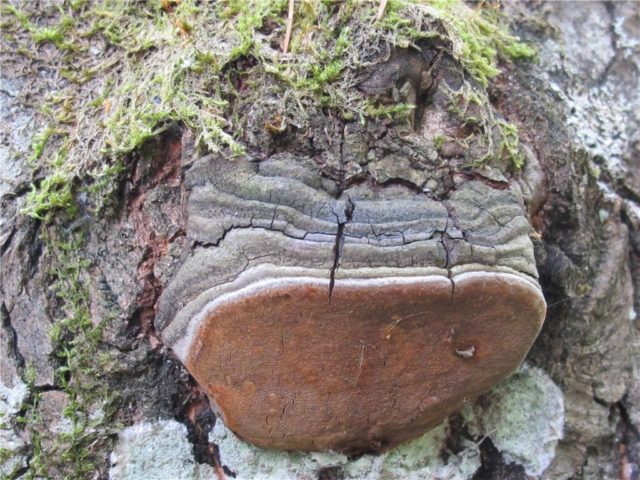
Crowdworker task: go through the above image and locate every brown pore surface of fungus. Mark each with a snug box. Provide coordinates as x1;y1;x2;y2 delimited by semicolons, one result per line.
155;44;548;454
186;273;544;453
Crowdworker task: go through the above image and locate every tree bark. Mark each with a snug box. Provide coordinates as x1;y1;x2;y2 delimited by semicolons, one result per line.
1;1;638;479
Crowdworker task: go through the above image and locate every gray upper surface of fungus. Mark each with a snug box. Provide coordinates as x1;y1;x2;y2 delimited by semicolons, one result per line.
156;152;538;353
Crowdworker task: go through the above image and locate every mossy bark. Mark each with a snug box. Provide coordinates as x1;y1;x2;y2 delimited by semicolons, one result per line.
1;1;639;479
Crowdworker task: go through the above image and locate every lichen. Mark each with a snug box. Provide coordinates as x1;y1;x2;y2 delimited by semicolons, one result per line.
109;420;214;480
462;363;565;476
212;419;481;480
0;378;29;478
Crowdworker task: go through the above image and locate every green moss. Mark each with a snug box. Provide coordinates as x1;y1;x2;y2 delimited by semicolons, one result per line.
366;102;415;120
220;0;286;60
496;120;525;168
24;364;37;386
22;154;76;222
501;40;536;61
442;78;525;169
18;192;120;477
10;0;534;223
311;60;344;86
379;1;425;44
29;126;58;164
2;4;30;28
33;232;120;478
381;0;536;87
3;5;77;52
31;26;65;44
23;433;46;480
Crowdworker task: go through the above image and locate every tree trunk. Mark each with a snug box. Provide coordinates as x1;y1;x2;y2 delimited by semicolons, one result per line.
1;1;638;479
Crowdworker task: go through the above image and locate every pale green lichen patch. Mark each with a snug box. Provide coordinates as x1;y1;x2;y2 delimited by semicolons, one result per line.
0;378;29;478
211;419;481;480
109;420;215;480
462;363;565;476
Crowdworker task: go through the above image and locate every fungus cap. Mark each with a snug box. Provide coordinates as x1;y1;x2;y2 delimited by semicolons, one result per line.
155;152;545;453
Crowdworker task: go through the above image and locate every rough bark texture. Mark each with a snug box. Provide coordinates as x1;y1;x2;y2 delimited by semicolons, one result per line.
502;3;640;479
1;1;638;479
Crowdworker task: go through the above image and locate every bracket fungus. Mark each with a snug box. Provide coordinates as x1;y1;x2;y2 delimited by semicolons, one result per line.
153;30;549;452
156;146;546;453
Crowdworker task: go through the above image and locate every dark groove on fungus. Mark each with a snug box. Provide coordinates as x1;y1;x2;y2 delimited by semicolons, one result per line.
329;196;355;300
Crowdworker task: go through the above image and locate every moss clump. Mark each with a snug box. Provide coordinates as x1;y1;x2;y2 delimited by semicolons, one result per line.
219;0;287;60
21;172;75;222
377;0;535;86
13;231;121;479
443;79;526;169
433;134;446;150
3;0;533;221
496;120;525;169
21;144;76;222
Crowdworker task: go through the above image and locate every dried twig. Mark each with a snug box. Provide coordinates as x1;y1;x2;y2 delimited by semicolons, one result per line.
376;0;388;21
283;0;295;53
